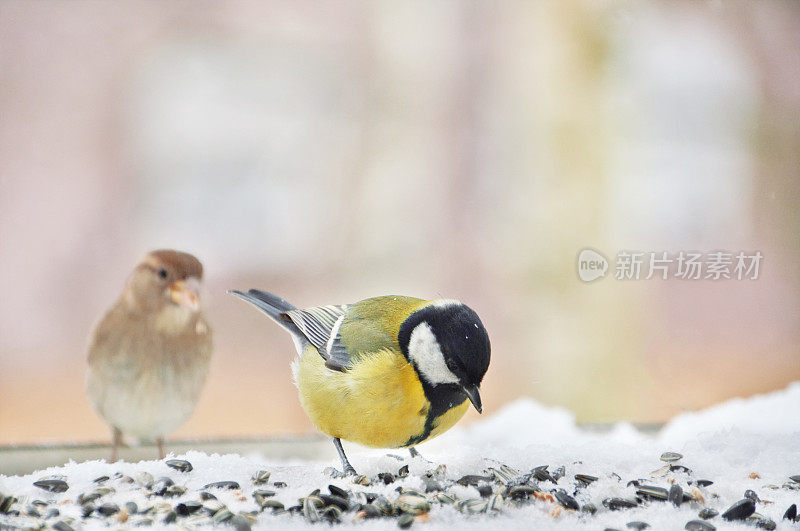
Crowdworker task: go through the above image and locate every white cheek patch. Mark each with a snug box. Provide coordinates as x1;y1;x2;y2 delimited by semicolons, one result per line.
408;322;460;385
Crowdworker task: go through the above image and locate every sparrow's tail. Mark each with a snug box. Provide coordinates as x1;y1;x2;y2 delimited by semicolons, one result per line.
228;289;304;339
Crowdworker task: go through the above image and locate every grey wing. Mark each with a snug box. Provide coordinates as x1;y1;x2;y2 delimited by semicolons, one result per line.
285;305;352;371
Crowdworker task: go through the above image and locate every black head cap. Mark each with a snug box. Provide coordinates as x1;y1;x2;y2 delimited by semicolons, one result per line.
399;301;491;410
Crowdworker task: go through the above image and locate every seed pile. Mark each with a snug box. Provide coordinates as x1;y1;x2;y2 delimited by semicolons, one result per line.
0;453;798;530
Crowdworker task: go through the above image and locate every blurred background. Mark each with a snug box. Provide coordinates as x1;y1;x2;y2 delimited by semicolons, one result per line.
1;0;798;445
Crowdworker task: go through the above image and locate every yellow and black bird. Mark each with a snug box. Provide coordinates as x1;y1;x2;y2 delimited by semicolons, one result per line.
230;290;490;474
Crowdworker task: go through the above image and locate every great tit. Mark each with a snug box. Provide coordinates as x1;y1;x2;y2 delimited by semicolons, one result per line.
230;289;490;475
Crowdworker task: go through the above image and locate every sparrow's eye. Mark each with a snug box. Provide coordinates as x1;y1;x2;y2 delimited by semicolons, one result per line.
158;268;168;280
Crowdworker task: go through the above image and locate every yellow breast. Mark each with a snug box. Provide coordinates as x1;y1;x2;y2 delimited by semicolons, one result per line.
295;346;469;448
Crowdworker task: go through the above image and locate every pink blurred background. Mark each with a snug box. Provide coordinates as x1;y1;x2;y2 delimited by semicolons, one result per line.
1;0;798;444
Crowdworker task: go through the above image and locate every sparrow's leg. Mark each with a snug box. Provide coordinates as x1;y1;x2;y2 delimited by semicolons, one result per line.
332;437;356;476
110;427;123;462
156;437;165;460
409;447;421;459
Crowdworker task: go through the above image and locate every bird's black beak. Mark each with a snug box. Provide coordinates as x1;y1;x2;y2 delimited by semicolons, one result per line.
462;384;482;414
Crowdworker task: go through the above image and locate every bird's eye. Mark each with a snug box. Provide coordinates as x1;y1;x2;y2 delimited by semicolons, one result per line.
158;269;168;279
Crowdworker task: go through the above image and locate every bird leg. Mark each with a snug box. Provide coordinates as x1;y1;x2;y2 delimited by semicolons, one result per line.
157;437;165;459
110;427;123;462
332;437;357;476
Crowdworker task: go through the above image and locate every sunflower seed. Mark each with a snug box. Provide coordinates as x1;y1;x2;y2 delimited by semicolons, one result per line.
660;452;683;462
507;484;539;500
165;459;193;473
33;479;68;493
320;505;342;523
175;501;202;516
251;470;270;484
744;489;760;502
434;493;457;505
575;474;599;486
603;497;638;510
627;522;650;530
636;485;668;501
456;498;487;514
581;503;597;514
398;512;415;528
457;475;493;487
302;496;320;523
203;481;240;490
696;479;713;487
372;495;394;516
669;484;684;506
396;493;430;515
261;499;285;511
783;503;797;521
97;503;119;516
698;507;718;519
213;508;233;523
721;498;755;521
93;476;109;484
554;489;579;510
685;520;716;531
487;494;504;512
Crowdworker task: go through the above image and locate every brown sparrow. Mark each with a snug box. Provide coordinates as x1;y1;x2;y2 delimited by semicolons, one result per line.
86;250;212;460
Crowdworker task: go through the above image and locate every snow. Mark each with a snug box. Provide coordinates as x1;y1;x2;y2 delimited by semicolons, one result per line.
2;383;799;530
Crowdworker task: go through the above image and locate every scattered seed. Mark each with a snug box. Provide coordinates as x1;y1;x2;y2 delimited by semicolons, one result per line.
685;520;716;531
698;507;718;519
696;479;713;487
397;493;430;515
175;501;202;516
203;481;240;490
165;459;193;473
669;484;684;507
575;474;599;486
581;503;597;514
554;489;579;510
603;497;638;510
783;503;797;521
660;452;683;462
251;470;270;484
457;475;492;486
627;522;649;530
636;485;668;501
398;512;415;528
302;496;320;523
33;479;68;493
721;498;755;521
230;514;253;531
97;502;119;516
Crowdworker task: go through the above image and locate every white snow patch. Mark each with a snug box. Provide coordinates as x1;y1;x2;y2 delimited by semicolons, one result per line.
1;383;798;530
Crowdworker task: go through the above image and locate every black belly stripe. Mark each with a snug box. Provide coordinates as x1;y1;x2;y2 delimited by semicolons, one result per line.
403;383;466;447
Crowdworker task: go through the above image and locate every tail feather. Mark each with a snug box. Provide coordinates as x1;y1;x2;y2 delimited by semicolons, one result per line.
229;289;304;340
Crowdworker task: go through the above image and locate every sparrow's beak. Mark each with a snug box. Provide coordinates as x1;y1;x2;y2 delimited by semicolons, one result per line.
462;384;483;414
169;277;200;311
